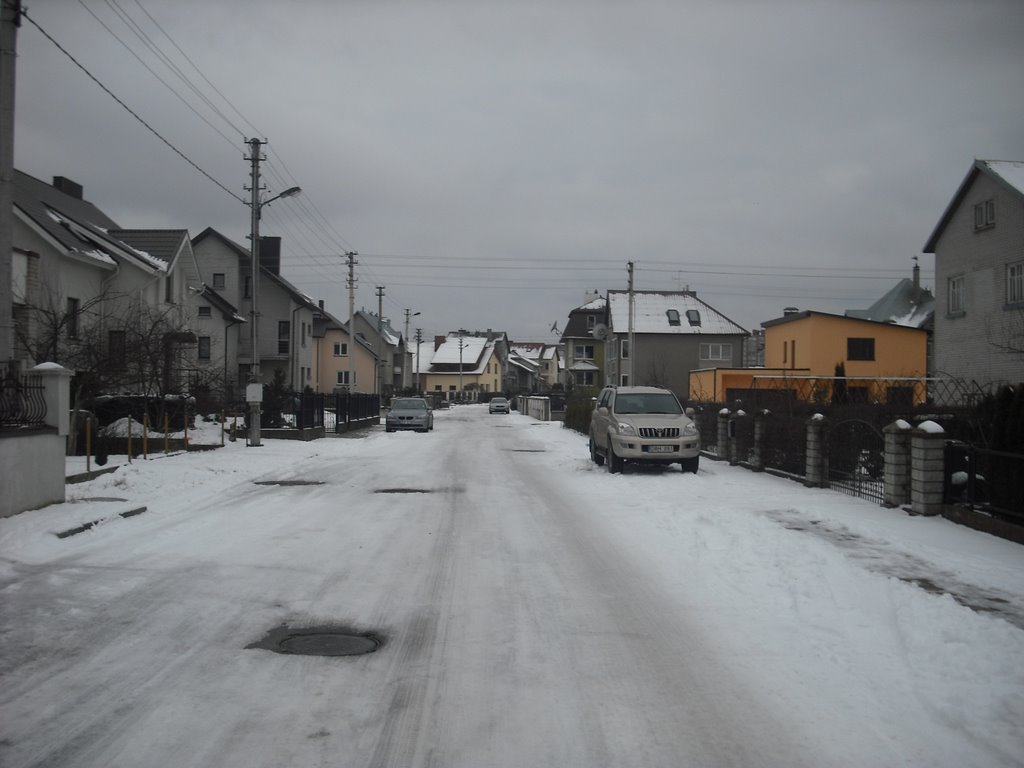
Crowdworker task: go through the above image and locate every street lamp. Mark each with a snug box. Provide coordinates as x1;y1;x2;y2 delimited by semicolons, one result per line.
246;143;301;447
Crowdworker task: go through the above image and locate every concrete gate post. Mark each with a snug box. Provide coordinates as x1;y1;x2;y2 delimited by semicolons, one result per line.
883;420;912;508
911;421;947;516
804;413;828;488
716;408;730;460
751;410;767;472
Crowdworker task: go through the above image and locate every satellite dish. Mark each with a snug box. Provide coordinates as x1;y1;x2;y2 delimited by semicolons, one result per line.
592;323;609;341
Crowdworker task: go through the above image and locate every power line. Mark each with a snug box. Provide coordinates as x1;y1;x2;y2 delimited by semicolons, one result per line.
20;7;245;204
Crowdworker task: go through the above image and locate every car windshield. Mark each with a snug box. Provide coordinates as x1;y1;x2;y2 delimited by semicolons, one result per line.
492;398;507;404
613;393;682;415
393;400;427;411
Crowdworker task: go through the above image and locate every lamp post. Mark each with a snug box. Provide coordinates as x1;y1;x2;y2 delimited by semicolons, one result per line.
246;137;301;447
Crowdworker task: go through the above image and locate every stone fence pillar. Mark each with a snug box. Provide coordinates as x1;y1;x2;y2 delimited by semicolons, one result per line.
804;413;828;487
911;421;946;516
750;411;768;472
32;362;72;436
883;420;912;508
716;409;730;460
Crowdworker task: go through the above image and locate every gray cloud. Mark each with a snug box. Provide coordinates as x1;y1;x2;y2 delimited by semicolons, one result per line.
14;0;1024;339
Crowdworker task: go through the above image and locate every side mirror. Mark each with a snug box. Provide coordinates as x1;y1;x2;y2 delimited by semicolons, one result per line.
685;407;695;417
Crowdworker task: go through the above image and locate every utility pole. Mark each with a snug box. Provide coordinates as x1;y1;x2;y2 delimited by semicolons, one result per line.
627;261;635;386
246;137;265;446
0;0;21;362
458;329;466;403
375;286;385;397
345;251;357;392
402;308;420;391
415;328;423;394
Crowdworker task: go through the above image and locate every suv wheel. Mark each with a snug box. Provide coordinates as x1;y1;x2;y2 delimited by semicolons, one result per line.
589;436;605;466
607;441;623;474
681;456;699;474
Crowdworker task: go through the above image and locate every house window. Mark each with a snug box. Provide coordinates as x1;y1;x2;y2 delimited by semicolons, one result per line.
686;309;701;327
948;275;965;315
847;337;875;361
576;370;595;386
574;344;595;360
198;306;211;318
165;273;174;304
198;336;211;360
336;370;354;386
587;315;597;330
621;339;629;359
212;273;225;289
301;322;307;347
1007;261;1024;305
108;330;126;368
783;340;787;365
973;199;995;231
333;342;348;356
278;321;290;354
621;374;629;386
66;297;80;339
434;385;442;391
699;343;732;361
243;276;252;299
790;340;796;368
666;309;681;326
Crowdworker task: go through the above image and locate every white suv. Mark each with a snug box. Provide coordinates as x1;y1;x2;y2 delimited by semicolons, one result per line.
589;386;701;473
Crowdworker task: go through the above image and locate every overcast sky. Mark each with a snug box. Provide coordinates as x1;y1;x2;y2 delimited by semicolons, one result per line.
13;0;1024;342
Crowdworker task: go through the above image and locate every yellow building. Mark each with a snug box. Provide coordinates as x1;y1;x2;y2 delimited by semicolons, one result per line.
419;334;502;401
690;311;929;405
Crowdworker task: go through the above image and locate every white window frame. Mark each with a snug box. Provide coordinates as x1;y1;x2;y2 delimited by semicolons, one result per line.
212;273;226;289
574;344;595;360
198;306;211;318
1007;261;1024;305
973;199;996;231
948;275;965;315
699;342;732;362
336;370;354;386
333;342;348;357
197;336;211;361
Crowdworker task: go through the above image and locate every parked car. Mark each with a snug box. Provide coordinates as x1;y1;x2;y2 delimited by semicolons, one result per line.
488;396;510;414
589;386;700;473
385;398;434;433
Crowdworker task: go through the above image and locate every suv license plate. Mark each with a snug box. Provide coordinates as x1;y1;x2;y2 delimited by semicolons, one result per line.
647;445;675;454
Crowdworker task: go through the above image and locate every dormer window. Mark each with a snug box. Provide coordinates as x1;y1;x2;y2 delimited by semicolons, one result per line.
686;309;701;327
666;309;681;326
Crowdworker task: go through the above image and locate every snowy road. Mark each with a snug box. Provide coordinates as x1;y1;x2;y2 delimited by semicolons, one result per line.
1;406;1023;767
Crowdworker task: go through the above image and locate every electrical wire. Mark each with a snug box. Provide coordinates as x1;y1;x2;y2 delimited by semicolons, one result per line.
20;7;246;204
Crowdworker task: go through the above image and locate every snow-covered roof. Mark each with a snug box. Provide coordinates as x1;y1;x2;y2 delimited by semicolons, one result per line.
846;277;934;329
431;335;489;365
356;310;401;346
608;291;747;336
577;296;606;312
983;160;1024;195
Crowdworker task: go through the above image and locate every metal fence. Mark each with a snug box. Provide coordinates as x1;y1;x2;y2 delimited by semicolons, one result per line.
945;442;1024;522
331;392;381;433
0;368;47;429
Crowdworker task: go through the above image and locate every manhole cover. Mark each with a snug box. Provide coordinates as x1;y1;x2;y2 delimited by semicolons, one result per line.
254;480;325;486
248;625;382;657
374;488;433;494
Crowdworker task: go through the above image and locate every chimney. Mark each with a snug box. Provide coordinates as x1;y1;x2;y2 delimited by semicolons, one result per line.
783;306;799;316
52;177;83;200
259;236;281;275
913;260;920;290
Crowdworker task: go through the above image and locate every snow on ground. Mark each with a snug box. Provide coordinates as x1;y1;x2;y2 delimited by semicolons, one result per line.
1;405;1023;767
